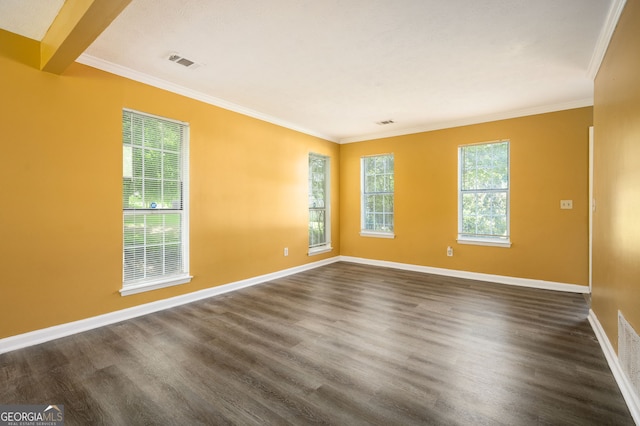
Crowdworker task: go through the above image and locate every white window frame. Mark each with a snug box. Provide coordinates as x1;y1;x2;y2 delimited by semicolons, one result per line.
457;140;511;248
308;153;332;255
360;153;395;238
121;109;192;296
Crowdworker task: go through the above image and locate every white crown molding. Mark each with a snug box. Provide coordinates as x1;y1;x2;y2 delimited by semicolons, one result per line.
339;256;590;293
588;309;640;424
76;54;596;146
339;98;594;144
0;257;340;355
587;0;628;80
75;54;338;143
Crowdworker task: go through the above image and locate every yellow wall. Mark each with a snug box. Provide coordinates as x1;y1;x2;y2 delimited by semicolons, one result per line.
0;26;595;341
592;0;640;350
340;108;592;285
0;29;39;68
0;43;339;339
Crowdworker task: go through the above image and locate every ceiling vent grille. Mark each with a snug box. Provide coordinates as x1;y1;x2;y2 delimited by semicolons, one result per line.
168;54;198;69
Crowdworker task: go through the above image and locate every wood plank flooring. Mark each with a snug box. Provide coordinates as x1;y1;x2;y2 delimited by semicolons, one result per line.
0;262;634;425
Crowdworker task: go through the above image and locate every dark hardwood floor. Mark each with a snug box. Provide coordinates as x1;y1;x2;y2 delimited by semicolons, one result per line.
0;262;634;425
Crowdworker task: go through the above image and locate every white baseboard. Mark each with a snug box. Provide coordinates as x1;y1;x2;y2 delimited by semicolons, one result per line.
0;257;340;355
0;255;591;355
588;309;640;425
339;256;590;293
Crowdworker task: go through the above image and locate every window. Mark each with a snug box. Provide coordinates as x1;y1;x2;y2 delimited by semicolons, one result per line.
308;153;331;254
122;109;191;295
458;140;510;247
361;154;394;238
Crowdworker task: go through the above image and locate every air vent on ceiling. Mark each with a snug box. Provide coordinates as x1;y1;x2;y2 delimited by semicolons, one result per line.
168;53;199;69
376;119;395;125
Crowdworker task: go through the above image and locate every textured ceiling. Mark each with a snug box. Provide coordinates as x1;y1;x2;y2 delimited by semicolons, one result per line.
0;0;617;142
0;0;64;41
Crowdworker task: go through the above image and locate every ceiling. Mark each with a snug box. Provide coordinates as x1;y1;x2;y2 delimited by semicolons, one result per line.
0;0;620;143
0;0;64;40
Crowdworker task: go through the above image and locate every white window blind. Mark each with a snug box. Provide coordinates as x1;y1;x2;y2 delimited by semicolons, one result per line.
361;154;394;236
122;109;191;293
458;140;510;245
309;153;331;253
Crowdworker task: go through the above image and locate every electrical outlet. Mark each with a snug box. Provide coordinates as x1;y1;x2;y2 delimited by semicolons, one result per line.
447;246;453;257
560;200;573;209
284;247;289;256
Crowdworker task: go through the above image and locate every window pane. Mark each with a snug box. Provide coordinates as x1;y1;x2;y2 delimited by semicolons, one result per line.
143;179;162;208
145;215;164;246
124;179;143;209
163;181;181;208
143;118;162;149
123;178;134;207
383;213;393;231
124;215;144;248
164;214;182;244
383;175;392;192
145;245;164;278
144;150;162;179
461;191;507;237
162;124;182;152
131;118;144;146
365;213;374;229
374;195;383;212
365;195;374;213
165;243;183;274
131;147;144;178
123;246;145;282
309;209;326;247
123;146;133;178
164;152;180;179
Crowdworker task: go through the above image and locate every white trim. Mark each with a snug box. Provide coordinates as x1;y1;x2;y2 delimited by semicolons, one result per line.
308;245;333;256
589;126;594;292
588;309;640;424
360;231;395;239
120;274;192;296
339;256;589;293
339;98;593;144
0;257;340;355
587;0;628;80
76;54;337;143
457;238;512;248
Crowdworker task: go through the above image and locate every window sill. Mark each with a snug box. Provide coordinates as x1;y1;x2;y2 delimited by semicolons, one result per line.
120;274;192;296
457;238;511;248
308;245;333;256
360;231;395;239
